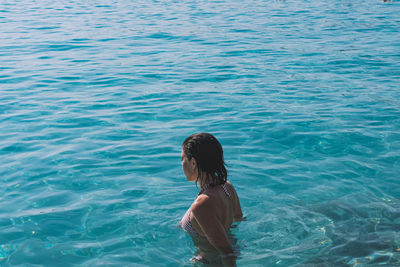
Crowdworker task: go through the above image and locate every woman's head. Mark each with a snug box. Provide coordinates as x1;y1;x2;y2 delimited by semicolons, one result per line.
182;133;227;186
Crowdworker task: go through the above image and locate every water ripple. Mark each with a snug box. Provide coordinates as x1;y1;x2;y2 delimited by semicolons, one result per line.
1;0;400;266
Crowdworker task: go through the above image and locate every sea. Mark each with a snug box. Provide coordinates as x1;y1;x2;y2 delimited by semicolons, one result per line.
1;0;399;266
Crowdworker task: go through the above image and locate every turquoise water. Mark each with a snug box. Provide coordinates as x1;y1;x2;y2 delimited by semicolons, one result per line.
1;0;400;265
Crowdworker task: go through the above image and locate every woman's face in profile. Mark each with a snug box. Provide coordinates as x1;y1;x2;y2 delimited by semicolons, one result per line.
181;150;196;182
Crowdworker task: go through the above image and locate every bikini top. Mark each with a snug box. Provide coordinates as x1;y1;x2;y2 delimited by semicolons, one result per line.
180;182;231;236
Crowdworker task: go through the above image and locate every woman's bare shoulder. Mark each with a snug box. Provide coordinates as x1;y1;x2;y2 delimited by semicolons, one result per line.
225;180;239;194
192;194;219;217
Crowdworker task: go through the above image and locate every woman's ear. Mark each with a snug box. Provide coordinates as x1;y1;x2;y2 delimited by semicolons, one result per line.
190;158;197;170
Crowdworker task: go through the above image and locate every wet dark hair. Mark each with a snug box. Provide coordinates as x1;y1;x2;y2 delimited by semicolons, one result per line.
182;133;227;186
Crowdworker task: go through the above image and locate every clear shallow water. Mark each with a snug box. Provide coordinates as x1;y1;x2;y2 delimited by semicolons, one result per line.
1;0;400;265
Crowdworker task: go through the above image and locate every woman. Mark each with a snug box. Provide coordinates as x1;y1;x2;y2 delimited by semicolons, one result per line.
180;133;243;263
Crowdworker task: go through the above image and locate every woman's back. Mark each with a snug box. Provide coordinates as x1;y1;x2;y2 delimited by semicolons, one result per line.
190;181;242;236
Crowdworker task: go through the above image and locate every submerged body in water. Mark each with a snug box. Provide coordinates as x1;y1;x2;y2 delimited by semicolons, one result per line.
189;226;241;265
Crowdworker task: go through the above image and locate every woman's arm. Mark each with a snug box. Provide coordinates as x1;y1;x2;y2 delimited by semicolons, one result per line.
191;194;234;254
233;190;243;221
226;181;243;221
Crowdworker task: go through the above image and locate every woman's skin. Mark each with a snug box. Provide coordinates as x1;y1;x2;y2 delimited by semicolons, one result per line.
181;150;243;256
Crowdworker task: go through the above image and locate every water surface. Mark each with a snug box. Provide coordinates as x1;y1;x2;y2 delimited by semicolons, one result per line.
1;0;400;265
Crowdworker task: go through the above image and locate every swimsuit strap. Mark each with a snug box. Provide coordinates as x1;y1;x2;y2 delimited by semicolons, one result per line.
198;182;231;197
221;182;231;197
198;183;211;195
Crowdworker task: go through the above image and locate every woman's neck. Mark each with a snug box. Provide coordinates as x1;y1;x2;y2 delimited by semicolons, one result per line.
198;174;212;189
